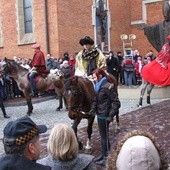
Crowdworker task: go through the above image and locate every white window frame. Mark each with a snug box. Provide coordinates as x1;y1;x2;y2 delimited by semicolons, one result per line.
131;0;163;25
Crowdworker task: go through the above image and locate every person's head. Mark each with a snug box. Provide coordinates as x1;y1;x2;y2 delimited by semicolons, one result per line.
117;51;122;56
47;123;79;161
92;68;109;83
69;54;75;60
31;44;41;52
109;50;114;57
3;117;47;161
63;52;69;58
79;36;94;51
107;130;168;170
62;60;69;68
47;54;51;59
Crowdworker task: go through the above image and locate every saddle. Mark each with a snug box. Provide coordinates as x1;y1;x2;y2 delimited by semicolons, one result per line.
27;70;50;82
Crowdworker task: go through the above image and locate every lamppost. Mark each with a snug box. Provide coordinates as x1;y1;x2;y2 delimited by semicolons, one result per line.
120;34;136;57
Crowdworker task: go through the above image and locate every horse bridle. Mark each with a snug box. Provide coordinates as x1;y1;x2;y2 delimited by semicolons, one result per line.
67;86;83;111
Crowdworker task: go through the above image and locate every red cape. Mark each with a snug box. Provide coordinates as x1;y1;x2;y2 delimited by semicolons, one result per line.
142;43;170;86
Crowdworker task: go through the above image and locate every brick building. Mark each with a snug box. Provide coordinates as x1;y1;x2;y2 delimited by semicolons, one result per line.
0;0;165;59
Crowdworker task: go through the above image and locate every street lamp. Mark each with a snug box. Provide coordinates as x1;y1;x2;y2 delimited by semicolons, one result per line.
120;34;136;57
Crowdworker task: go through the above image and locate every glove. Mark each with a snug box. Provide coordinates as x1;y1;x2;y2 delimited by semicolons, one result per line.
88;109;95;116
106;116;113;123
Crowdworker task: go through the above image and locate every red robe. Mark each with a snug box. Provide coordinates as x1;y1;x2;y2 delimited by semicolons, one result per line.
31;50;47;73
142;43;170;86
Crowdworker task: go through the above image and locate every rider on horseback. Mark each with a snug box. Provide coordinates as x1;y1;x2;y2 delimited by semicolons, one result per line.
29;44;47;97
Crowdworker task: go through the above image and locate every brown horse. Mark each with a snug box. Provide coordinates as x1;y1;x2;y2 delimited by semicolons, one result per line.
64;74;118;150
1;58;66;115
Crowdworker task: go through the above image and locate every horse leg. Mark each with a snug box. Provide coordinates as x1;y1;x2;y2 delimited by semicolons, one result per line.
85;116;95;150
138;80;148;107
63;96;68;110
24;92;33;116
56;94;63;111
72;117;83;150
115;111;120;132
146;83;154;105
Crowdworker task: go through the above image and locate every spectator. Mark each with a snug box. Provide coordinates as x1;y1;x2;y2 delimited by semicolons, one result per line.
60;60;71;80
117;51;124;85
0;117;51;170
62;52;69;62
107;130;168;170
106;51;119;81
122;56;135;86
135;57;143;85
89;68;120;167
37;123;96;170
75;36;106;76
147;50;156;61
68;53;76;77
0;72;10;118
45;54;55;71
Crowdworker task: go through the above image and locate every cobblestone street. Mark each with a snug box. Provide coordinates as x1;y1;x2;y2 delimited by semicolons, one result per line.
0;95;169;169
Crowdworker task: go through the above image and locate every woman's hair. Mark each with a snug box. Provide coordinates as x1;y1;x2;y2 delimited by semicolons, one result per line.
47;123;79;161
107;130;168;170
92;68;112;82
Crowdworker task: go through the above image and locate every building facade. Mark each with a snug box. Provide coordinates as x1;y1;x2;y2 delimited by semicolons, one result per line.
0;0;165;59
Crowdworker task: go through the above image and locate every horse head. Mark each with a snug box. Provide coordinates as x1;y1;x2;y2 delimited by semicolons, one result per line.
1;58;28;78
65;76;84;119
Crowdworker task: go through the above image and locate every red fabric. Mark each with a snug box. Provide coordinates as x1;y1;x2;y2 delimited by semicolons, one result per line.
68;59;76;77
125;59;132;65
31;50;46;73
142;43;170;86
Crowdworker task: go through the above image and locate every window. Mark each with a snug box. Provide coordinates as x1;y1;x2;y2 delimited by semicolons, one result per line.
23;0;33;33
16;0;35;45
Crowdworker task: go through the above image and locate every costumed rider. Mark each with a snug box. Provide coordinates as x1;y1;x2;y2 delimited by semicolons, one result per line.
29;44;47;97
75;36;106;77
142;35;170;86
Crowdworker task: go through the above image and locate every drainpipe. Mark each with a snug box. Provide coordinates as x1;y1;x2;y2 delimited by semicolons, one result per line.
44;0;50;54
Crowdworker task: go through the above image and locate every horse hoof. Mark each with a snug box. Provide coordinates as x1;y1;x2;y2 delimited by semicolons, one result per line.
56;108;61;111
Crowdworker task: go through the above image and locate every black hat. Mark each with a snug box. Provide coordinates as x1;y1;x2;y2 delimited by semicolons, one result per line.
3;117;47;146
79;36;94;46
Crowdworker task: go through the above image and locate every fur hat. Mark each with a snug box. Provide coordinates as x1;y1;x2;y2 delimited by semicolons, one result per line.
107;130;168;170
79;36;94;46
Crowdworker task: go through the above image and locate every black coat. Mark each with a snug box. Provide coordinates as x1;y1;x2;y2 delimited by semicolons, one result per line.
0;79;6;99
91;82;120;118
106;56;119;77
0;154;51;170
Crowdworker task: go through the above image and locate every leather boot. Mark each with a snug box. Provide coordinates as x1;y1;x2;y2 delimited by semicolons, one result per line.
4;114;10;118
94;155;104;162
95;156;107;166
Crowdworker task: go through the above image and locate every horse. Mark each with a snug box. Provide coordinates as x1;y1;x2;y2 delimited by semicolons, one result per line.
64;74;119;150
1;58;67;115
138;79;154;107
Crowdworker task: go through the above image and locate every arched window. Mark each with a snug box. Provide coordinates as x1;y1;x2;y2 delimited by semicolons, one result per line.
23;0;33;33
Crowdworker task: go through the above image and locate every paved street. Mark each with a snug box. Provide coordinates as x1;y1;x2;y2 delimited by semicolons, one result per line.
0;97;167;157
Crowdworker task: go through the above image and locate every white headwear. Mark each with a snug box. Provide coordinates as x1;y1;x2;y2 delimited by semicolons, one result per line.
116;136;161;170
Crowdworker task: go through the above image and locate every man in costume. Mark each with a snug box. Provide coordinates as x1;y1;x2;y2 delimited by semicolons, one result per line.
142;35;170;86
75;36;106;76
29;44;46;97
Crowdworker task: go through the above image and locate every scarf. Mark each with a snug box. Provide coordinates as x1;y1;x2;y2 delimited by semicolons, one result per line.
82;48;99;76
95;77;107;92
